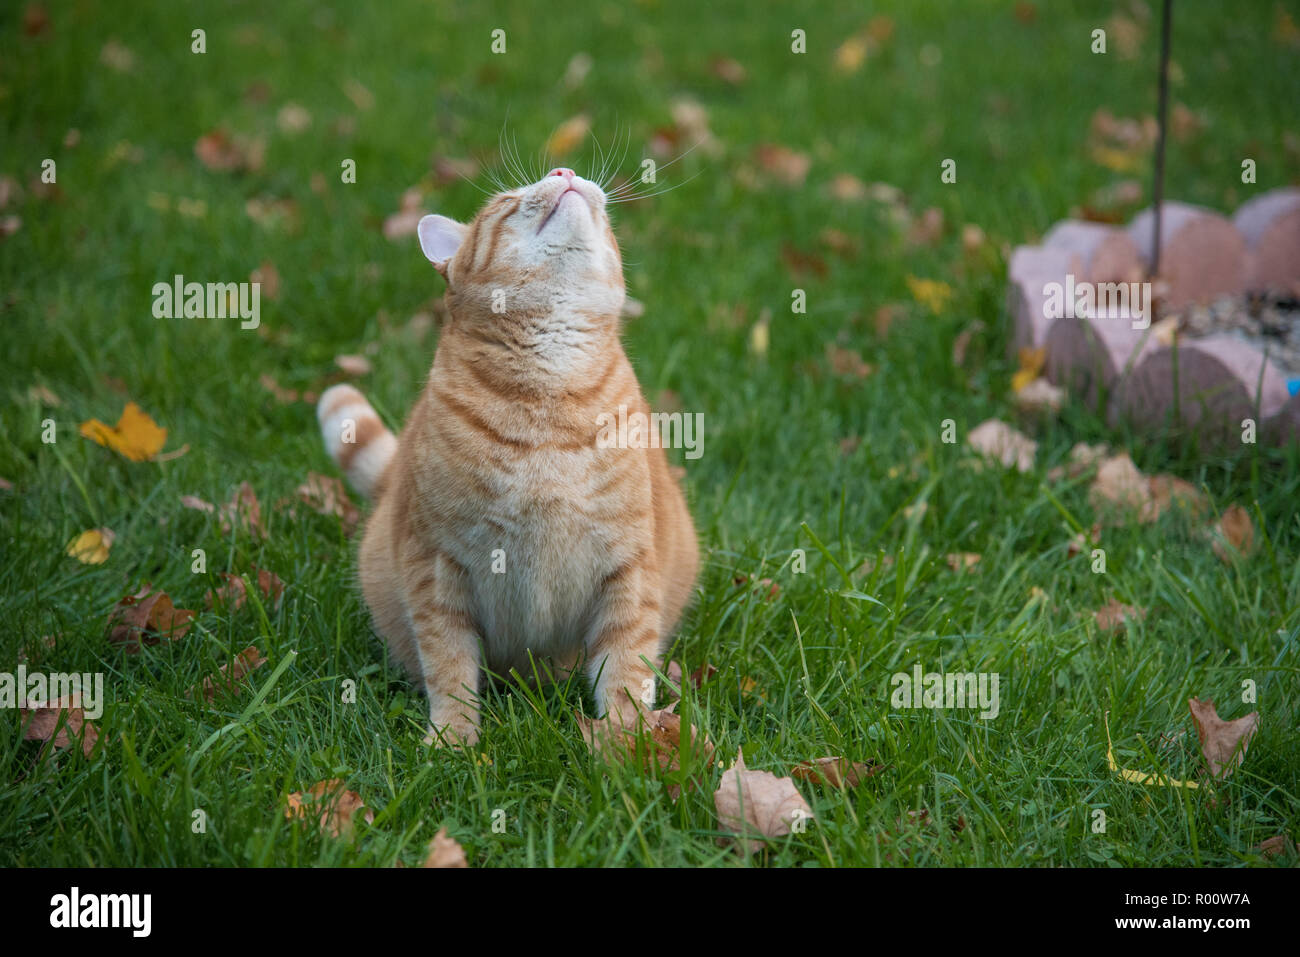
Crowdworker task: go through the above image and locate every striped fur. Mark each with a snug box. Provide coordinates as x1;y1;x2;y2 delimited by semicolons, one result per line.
319;170;699;747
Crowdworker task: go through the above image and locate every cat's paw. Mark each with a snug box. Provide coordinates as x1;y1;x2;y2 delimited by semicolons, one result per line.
423;714;479;749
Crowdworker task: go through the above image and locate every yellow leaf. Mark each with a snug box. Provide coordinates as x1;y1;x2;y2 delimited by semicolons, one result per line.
905;275;952;314
66;528;114;564
1103;711;1198;789
1090;145;1143;173
79;402;167;462
1011;346;1047;393
545;114;591;159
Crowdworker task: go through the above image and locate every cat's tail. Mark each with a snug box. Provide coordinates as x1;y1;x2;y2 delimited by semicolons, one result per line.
317;384;397;500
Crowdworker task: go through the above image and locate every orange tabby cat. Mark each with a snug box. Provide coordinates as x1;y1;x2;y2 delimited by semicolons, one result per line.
318;167;699;747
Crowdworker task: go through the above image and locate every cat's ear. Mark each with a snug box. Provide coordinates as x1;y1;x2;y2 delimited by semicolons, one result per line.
417;214;466;278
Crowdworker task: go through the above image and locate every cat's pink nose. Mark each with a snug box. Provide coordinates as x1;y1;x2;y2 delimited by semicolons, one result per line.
548;167;575;180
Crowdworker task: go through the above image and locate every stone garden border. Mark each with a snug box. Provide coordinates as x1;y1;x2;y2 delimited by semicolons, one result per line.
1007;188;1300;444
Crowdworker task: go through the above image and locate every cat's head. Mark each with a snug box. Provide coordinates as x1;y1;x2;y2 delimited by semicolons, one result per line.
416;168;624;322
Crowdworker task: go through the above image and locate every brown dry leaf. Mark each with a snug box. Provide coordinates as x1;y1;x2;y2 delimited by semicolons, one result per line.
250;261;280;300
709;56;746;85
219;481;266;540
1140;474;1208;523
194;129;264;173
754;144;810;186
951;321;985;368
792;757;884;788
422;828;469;868
1094;598;1146;632
1089;453;1151;513
1188;697;1259;780
907;207;945;247
714;749;814;854
666;660;717;694
276;103;312;135
828;173;867;202
945;552;981;572
66;527;115;565
180;494;216;513
1255;834;1296;859
285;779;374;839
334;354;372;377
28;384;62;407
189;645;267;702
578;707;715;798
1066;522;1102;558
296;472;361;534
966;419;1037;473
107;583;196;653
20;694;99;758
1015;377;1065;414
545;114;591;158
825;344;873;380
100;39;135;72
780;243;827;280
205;567;284;611
1211;505;1255;563
79;402;168;462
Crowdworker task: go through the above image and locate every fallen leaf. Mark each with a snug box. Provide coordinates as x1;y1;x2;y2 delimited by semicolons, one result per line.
1188;698;1258;780
180;494;216;513
250;261;280;300
1140;474;1207;523
285;780;374;839
945;552;981;572
220;481;266;539
20;694;99;758
107;583;196;652
792;757;884;788
825;344;873;380
1255;834;1296;859
334;354;372;377
1211;505;1255;563
966;419;1037;473
708;56;746;85
1089;453;1151;513
295;472;361;534
99;39;134;72
1066;523;1102;558
578;707;715;798
28;384;62;407
905;275;952;313
828;173;867;202
545;114;591;158
276;103;312;135
79;401;167;461
1094;598;1146;632
906;207;944;247
1014;377;1064;414
714;749;813;853
754;144;810;186
205;567;284;611
188;645;267;701
422;828;469;867
1103;710;1199;789
194;129;264;173
1011;346;1047;393
66;527;115;564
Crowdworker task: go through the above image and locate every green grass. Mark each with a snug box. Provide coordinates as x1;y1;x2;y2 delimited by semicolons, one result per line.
2;0;1299;866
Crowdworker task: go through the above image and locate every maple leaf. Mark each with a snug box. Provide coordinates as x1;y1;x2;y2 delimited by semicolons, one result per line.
285;780;374;839
1188;697;1258;780
754;144;811;186
107;583;196;653
422;828;469;868
66;527;115;564
219;481;266;539
188;645;267;702
20;694;99;758
205;568;284;612
578;707;715;799
79;402;167;461
714;749;813;854
792;757;885;788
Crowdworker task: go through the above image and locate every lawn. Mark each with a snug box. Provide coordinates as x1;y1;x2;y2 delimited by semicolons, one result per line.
2;0;1298;867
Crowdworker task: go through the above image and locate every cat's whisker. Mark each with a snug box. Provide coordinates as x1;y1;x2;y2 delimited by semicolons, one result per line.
605;168;704;204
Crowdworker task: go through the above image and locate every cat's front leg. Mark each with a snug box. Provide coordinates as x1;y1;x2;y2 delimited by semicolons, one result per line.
585;554;664;729
403;547;483;748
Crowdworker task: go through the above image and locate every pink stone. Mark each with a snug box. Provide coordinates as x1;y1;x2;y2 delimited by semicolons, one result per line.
1128;202;1247;309
1233;188;1300;294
